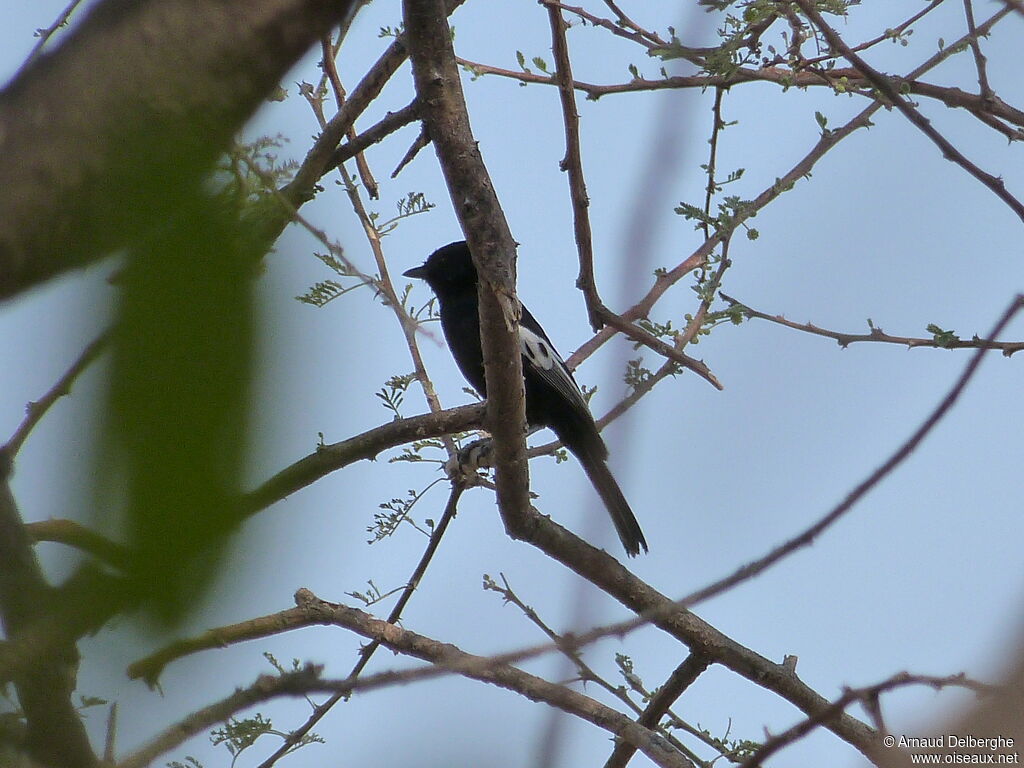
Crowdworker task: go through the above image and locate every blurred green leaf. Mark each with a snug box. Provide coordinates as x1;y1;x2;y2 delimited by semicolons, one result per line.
97;190;257;627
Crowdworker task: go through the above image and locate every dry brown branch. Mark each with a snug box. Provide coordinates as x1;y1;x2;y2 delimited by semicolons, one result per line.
484;574;698;759
255;0;467;248
404;0;533;543
24;518;129;570
962;0;994;102
796;0;945;66
390;126;432;178
544;1;603;331
793;0;1024;223
567;6;1010;373
458;1;1022;140
2;331;110;458
241;403;484;518
320;37;380;199
311;51;458;460
597;309;723;390
126;590;693;768
250;485;465;768
456;60;1024;137
604;653;713;768
738;672;995;768
0;476;96;767
324;100;421;172
117;665;326;768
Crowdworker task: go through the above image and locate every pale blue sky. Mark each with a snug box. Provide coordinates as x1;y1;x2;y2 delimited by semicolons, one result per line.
2;2;1023;767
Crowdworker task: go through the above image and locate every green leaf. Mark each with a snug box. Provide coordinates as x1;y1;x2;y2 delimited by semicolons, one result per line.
98;192;257;627
926;323;961;348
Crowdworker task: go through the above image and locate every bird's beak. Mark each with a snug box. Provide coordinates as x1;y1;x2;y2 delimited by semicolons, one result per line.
403;265;427;279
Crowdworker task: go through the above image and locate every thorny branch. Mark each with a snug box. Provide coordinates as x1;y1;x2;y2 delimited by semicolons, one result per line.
721;293;1024;356
484;574;702;762
793;0;1024;223
738;672;995;768
307;49;457;459
403;0;533;547
567;3;1013;374
25;0;86;64
604;653;715;768
5;2;1022;766
250;486;465;768
115;277;1016;767
544;1;603;332
2;331;110;459
125;590;693;768
456;60;1024;139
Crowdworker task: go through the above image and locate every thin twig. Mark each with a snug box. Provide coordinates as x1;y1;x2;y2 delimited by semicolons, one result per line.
251;486;464;768
269;2;470;237
700;88;726;243
601;0;666;46
309;60;457;459
454;60;1024;134
737;672;994;768
24;519;129;571
103;702;118;764
125;591;692;768
320;37;379;199
118;666;326;768
2;331;110;458
962;0;994;102
485;574;698;761
597;310;722;390
796;0;946;67
604;653;713;768
569;5;1013;372
720;293;1024;356
25;0;86;64
324;99;420;173
544;0;664;51
390;127;431;178
793;0;1024;224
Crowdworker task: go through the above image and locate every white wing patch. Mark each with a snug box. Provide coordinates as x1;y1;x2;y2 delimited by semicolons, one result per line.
519;325;590;414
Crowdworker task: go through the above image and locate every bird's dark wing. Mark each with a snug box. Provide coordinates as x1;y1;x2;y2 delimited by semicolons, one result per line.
518;318;591;419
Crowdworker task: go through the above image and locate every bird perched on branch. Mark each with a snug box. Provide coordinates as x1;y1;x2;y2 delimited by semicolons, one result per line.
404;241;647;556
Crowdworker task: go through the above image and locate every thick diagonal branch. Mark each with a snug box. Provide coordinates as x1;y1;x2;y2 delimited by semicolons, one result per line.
0;0;358;301
0;471;96;767
403;0;533;540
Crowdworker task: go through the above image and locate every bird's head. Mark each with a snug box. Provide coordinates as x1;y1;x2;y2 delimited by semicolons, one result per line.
403;241;477;299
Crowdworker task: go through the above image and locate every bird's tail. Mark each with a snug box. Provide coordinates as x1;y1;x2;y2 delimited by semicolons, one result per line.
579;456;648;557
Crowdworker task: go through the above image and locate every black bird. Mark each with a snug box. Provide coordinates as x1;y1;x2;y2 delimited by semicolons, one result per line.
404;241;648;556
